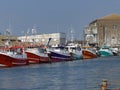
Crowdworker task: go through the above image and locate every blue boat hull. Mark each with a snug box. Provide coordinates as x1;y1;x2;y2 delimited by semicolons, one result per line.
72;53;82;60
50;51;72;62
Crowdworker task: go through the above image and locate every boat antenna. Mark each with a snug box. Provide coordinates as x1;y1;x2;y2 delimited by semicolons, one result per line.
32;25;37;35
70;27;75;43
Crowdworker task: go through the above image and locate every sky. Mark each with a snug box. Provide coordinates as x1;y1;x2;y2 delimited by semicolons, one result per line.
0;0;120;40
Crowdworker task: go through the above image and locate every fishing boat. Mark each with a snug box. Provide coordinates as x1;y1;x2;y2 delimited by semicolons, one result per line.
47;46;72;62
111;48;119;56
0;46;29;67
65;43;82;60
98;45;113;57
25;37;52;64
82;46;98;59
25;46;50;64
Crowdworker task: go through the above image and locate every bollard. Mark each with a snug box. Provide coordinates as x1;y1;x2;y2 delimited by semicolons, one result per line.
101;79;107;90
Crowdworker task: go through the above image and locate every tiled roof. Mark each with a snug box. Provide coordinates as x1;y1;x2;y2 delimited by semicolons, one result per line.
98;14;120;20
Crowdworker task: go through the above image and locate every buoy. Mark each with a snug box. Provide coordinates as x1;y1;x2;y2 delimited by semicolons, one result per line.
101;79;107;90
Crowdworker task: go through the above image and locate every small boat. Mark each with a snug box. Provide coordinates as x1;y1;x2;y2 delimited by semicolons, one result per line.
65;43;82;60
82;46;98;59
47;46;72;62
0;46;29;67
98;45;113;57
25;46;50;64
110;48;119;56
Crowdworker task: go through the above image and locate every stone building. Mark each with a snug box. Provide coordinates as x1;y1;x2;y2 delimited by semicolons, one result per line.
84;14;120;47
18;32;66;47
0;35;18;47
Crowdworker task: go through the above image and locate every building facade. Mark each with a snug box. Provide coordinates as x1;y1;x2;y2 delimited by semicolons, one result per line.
84;14;120;47
18;32;66;46
0;35;18;47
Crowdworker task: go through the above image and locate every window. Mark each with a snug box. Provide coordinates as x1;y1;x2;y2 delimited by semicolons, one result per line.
112;37;115;39
112;25;117;30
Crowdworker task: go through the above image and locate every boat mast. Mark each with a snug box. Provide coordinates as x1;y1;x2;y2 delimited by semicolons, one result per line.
70;27;75;43
5;24;11;46
31;25;37;44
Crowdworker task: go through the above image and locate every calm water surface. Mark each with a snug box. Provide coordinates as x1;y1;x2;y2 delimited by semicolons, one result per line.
0;56;120;90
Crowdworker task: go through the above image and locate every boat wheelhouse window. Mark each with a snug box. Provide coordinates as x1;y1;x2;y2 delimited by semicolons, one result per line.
16;48;23;54
77;47;81;51
38;47;46;53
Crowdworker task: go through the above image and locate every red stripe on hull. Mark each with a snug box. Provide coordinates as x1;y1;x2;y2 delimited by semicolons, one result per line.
0;53;13;67
26;52;50;64
0;53;28;67
39;56;50;63
12;58;29;66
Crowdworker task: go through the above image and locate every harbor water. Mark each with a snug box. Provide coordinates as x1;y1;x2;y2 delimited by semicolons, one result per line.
0;56;120;90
